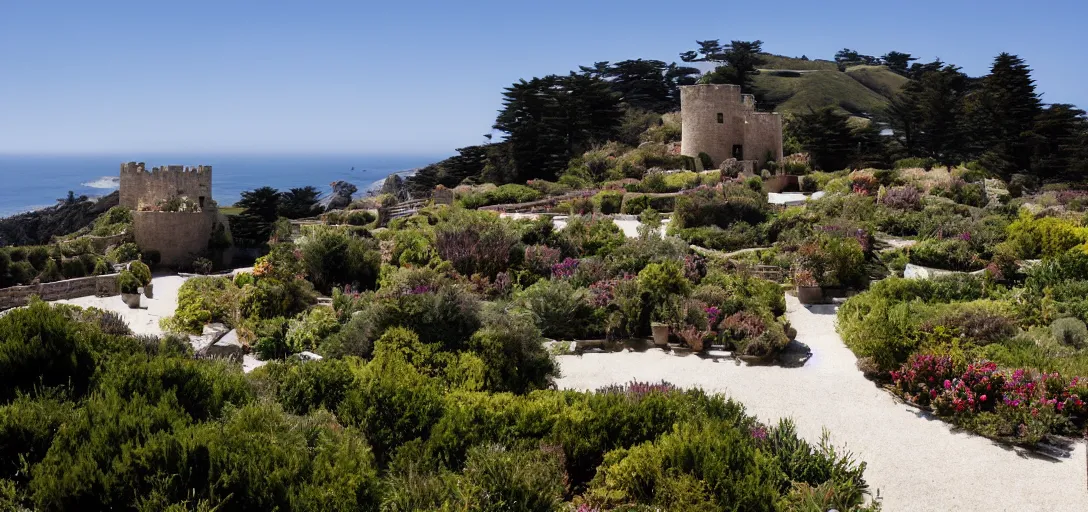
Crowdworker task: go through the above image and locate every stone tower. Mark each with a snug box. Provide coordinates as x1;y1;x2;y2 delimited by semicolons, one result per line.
119;162;213;210
680;84;783;169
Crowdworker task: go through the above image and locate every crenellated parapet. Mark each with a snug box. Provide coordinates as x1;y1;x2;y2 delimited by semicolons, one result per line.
118;161;213;210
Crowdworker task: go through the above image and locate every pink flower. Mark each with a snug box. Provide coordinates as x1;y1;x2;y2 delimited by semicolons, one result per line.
980;394;987;402
944;379;952;389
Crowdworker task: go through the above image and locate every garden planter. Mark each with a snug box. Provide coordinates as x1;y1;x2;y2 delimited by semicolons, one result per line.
120;293;141;309
651;323;670;347
142;283;154;298
797;285;823;305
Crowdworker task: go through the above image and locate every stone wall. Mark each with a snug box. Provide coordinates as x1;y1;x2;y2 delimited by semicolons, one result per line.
743;112;784;168
0;274;119;310
57;232;132;253
119;162;212;210
680;84;783;170
133;211;218;267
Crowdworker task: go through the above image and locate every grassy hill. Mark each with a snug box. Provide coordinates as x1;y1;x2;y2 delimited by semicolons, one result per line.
844;65;909;99
757;53;838;71
751;55;907;117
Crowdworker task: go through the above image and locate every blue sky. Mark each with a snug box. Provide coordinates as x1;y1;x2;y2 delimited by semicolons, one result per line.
1;0;1085;155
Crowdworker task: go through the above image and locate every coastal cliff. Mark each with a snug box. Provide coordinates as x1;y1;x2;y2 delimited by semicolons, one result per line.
0;191;119;246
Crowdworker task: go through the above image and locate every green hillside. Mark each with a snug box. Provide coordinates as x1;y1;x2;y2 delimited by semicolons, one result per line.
845;64;909;99
752;69;893;116
757;53;838;71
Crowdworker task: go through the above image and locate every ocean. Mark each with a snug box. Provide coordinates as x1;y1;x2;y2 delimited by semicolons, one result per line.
0;153;446;217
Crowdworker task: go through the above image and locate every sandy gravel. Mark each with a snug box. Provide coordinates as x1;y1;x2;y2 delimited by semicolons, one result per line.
556;296;1088;512
55;274;188;336
54;272;267;372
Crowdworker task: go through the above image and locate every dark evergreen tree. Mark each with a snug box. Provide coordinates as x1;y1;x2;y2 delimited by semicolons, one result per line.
881;51;918;75
788;107;859;170
1031;104;1088;181
277;186;322;219
890;64;970;164
965;53;1043;175
681;40;766;93
494;74;622;182
232;186;281;244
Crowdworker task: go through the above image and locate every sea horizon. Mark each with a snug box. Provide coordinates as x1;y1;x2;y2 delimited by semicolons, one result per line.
0;152;448;218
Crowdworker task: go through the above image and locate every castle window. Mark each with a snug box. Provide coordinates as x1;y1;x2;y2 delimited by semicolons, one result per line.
717;113;724;123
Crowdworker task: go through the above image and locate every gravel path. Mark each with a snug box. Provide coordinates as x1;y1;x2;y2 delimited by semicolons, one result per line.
56;274;188;336
55;271;267;372
556;296;1088;511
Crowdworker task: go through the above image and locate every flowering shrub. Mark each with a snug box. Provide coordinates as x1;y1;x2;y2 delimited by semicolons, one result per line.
551;257;580;279
596;380;676;398
722;311;766;341
880;185;922;211
524;244;561;275
891;353;1088;443
849;170;879;196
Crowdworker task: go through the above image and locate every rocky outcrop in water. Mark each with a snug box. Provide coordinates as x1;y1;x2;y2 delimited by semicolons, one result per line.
0;191;120;246
322;181;358;211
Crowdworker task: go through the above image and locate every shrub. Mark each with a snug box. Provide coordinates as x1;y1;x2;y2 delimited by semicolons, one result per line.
557;216;625;258
0;250;9;285
300;227;381;294
37;259;64;283
621;194;650;215
26;246;50;271
337;349;444;465
469;304;556;393
909;238;984;272
1051;317;1088;349
894;157;936;170
638;261;691;305
275;359;356;414
672;185;767;229
90;206;133;236
435;210;518;278
285;307;340;354
794;234;866;288
8;261;35;285
106;242;140;264
672;223;764;251
128;260;152;285
191;256;214;274
59;258;86;279
880;186;922;211
461;445;566;511
524;245;562;276
166;276;240;333
1002;212;1088;259
516;278;595;340
0;301;106;402
345;210;376;226
592;191;624;214
931;178;986;207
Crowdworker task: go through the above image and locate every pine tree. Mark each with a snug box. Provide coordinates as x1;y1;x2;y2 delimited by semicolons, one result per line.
788;107;859;170
1032;104;1088;181
966;53;1042;175
494;74;622;182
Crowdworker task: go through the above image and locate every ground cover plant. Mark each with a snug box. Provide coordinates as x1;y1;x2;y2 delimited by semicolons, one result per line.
0;299;878;511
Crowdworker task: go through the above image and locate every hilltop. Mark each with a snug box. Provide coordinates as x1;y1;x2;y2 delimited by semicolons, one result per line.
752;53;908;117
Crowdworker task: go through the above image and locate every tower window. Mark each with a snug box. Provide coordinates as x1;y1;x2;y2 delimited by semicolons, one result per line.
717;113;724;123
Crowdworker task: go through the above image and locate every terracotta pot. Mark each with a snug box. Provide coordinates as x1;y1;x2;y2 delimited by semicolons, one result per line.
121;292;142;309
651;322;670;346
797;285;823;305
142;283;154;298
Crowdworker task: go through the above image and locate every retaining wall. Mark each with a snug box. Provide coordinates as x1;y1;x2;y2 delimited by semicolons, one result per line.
133;211;218;267
0;273;119;310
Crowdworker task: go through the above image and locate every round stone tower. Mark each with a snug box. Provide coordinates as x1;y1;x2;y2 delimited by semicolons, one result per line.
680;84;748;168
